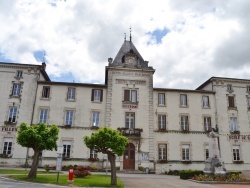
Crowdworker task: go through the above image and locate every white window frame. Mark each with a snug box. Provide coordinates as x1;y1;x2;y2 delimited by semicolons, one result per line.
90;149;98;158
16;70;23;78
8;107;17;123
42;86;50;99
65;110;74;126
124;89;137;103
62;141;71;158
180;94;187;107
230;117;237;132
3;137;13;155
158;144;167;160
92;111;100;127
94;90;101;102
232;146;240;161
39;109;48;123
227;84;233;91
204;117;211;131
247;86;250;93
205;145;209;159
158;115;166;130
125;112;135;129
67;87;75;100
182;144;190;161
158;93;165;105
247;97;250;109
12;83;21;96
181;115;189;131
202;96;210;108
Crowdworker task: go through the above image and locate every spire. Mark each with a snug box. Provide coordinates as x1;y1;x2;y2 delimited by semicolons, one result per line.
124;33;126;41
130;26;132;41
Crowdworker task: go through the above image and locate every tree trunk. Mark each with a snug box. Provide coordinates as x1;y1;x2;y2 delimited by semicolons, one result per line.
108;153;117;185
28;149;40;178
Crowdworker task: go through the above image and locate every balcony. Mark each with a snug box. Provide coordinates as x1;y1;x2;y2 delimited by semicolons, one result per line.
117;127;143;137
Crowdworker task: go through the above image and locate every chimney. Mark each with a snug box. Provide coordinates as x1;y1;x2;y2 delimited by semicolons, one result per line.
42;62;46;70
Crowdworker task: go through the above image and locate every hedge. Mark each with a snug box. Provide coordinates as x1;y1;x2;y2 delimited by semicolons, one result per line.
179;170;204;180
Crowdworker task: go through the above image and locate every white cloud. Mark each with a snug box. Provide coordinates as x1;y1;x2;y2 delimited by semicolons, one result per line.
0;0;249;89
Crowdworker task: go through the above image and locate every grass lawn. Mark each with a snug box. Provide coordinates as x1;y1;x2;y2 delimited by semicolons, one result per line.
8;174;124;187
0;169;58;174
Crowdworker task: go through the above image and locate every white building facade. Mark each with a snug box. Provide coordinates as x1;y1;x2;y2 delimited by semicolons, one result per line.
0;40;249;173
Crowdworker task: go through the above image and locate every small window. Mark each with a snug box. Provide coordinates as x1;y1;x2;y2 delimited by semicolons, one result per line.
62;141;71;158
12;83;21;96
39;109;48;123
181;115;189;131
125;112;135;128
67;87;75;100
91;89;103;102
8;107;17;123
42;86;50;99
158;115;166;130
65;110;74;126
247;86;250;93
205;145;209;159
124;89;137;103
16;70;23;78
90;149;98;158
158;144;167;161
228;96;235;108
227;84;233;92
182;144;190;161
158;93;165;105
204;117;211;132
247;97;250;109
202;96;210;108
3;137;13;155
232;146;240;161
230;117;238;132
92;112;100;127
180;94;187;107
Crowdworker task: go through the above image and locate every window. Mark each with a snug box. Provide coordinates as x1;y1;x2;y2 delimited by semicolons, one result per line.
230;117;238;132
65;110;74;126
125;112;135;128
247;97;250;109
202;96;210;108
62;141;71;158
205;145;209;159
92;112;100;127
3;138;13;155
227;84;233;91
204;117;211;131
158;93;165;105
182;144;190;161
158;144;167;161
158;115;166;130
12;83;21;96
91;89;103;102
16;70;23;78
42;86;50;99
247;86;250;93
8;107;17;123
228;96;235;108
181;115;189;131
124;89;137;103
67;87;75;100
180;94;187;107
39;109;48;123
232;146;240;161
90;149;98;158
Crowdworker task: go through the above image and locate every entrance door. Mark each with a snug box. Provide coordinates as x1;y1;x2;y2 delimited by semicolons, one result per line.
123;143;135;169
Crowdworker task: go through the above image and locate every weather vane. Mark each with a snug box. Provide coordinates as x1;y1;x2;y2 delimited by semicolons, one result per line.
124;33;126;41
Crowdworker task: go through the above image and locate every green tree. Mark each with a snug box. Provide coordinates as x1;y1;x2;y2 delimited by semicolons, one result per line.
17;123;59;178
84;127;128;185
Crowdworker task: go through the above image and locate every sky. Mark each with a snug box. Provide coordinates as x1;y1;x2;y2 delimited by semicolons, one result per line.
0;0;250;89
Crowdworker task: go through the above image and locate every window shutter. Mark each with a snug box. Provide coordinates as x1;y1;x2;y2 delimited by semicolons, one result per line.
91;89;94;101
124;90;130;101
100;90;103;102
228;96;235;107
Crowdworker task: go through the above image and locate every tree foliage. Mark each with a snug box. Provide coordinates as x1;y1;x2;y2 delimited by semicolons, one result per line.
84;127;128;185
17;123;59;178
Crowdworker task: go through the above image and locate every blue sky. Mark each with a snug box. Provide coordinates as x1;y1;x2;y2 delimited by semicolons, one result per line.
0;0;249;89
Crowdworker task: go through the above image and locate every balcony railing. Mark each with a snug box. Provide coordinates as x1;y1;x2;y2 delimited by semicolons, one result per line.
117;127;143;137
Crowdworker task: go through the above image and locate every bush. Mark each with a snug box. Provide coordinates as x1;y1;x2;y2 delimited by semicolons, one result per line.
166;170;180;175
138;166;145;172
74;165;92;178
192;173;249;182
180;170;204;180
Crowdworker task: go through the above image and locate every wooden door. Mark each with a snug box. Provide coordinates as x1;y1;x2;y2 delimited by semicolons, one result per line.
123;143;135;169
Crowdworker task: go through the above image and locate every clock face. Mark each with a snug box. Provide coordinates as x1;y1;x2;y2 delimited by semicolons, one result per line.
126;56;136;65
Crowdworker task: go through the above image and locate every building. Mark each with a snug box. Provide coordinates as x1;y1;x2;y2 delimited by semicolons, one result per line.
0;38;249;173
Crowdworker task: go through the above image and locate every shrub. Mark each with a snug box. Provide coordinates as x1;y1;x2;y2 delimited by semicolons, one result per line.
138;166;145;172
192;174;249;182
166;170;180;175
74;165;92;178
180;170;204;180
